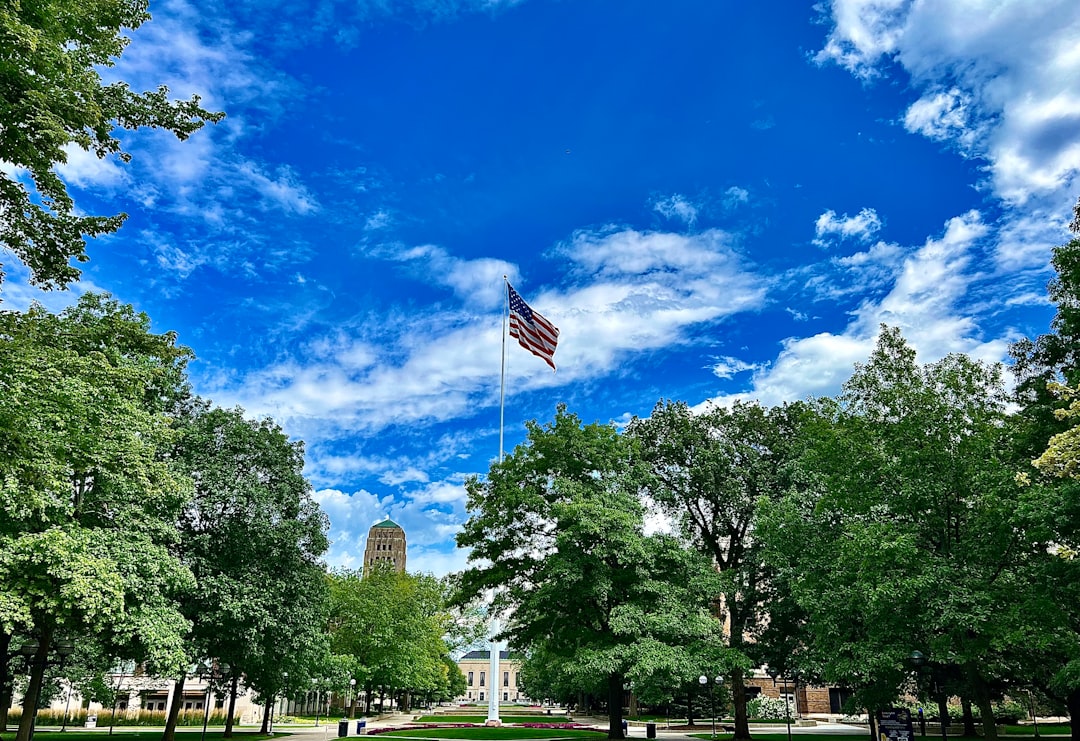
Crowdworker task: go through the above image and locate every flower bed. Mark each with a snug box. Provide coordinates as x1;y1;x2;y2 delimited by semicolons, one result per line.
369;724;479;734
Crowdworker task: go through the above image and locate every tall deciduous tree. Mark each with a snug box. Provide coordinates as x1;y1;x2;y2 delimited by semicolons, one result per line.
165;403;329;741
0;294;194;741
629;399;809;741
0;0;223;289
457;406;726;740
758;327;1050;741
1009;199;1080;738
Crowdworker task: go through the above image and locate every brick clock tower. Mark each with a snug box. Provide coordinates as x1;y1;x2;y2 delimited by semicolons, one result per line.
363;518;407;573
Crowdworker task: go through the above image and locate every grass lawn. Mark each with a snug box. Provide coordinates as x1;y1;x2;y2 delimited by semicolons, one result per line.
375;728;604;739
1000;725;1072;735
413;717;569;724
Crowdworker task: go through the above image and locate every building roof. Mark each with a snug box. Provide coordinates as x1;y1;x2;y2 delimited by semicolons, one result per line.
460;650;513;660
372;519;402;529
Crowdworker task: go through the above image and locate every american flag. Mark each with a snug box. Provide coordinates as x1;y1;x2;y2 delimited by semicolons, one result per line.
507;283;559;371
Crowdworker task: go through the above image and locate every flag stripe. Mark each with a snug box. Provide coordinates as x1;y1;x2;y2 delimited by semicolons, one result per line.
507;283;559;371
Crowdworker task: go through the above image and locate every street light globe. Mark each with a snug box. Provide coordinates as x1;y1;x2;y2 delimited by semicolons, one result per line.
18;641;39;657
715;676;724;685
698;675;708;685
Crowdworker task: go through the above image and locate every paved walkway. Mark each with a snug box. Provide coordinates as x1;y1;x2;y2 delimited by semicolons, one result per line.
272;714;869;741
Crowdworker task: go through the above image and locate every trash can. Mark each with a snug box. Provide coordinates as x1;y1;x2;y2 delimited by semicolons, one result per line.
622;720;629;735
646;722;656;739
338;719;349;737
356;720;367;734
547;709;552;716
85;715;98;729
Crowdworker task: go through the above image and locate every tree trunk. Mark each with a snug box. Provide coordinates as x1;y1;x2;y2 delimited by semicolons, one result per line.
0;632;12;733
161;674;187;741
688;690;696;726
365;682;373;715
937;694;950;741
260;699;269;734
16;624;54;741
606;672;624;739
868;710;877;741
731;667;751;740
224;674;239;738
1064;688;1080;741
961;697;977;738
973;678;997;741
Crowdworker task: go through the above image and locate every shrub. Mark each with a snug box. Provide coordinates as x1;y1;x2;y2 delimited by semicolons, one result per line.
746;696;792;721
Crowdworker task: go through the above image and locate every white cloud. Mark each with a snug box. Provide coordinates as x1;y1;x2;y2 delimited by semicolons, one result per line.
55;145;129;190
701;211;1007;409
201;229;768;439
237;162;319;215
813;207;883;247
383;244;516;307
379;468;431;486
724;186;750;208
816;0;1080;210
710;355;758;379
365;210;393;231
653;194;699;226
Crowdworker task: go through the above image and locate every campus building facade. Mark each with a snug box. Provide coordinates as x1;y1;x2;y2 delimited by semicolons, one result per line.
456;650;530;705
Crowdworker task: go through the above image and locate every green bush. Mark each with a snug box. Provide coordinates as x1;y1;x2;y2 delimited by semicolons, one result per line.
18;708;238;727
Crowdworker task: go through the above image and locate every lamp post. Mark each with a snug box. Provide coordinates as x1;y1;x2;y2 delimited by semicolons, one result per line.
698;675;723;740
311;678;322;727
909;651;945;741
197;661;231;741
349;679;357;719
767;668;793;741
15;638;75;741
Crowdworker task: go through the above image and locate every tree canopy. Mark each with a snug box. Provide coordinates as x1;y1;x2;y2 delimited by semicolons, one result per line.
0;0;223;289
457;406;727;739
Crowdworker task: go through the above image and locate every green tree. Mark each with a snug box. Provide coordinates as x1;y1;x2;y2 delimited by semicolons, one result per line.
329;566;457;714
162;403;328;740
1006;199;1080;739
0;294;194;741
0;0;223;289
758;327;1049;740
457;406;726;739
629;400;810;741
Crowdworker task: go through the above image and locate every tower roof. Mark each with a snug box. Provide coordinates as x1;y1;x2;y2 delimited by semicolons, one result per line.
372;519;402;529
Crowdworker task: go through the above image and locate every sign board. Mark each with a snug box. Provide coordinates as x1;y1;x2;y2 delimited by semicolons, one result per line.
877;708;915;741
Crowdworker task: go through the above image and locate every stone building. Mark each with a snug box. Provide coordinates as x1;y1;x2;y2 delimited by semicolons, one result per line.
363;518;407;573
456;650;530;705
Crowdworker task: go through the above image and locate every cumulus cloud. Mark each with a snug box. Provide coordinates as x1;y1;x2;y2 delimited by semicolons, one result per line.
813;207;883;247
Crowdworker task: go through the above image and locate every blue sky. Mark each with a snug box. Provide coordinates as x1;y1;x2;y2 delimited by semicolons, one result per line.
4;0;1080;576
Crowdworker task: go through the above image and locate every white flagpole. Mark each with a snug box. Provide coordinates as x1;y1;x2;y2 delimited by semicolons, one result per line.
487;277;509;726
499;275;508;465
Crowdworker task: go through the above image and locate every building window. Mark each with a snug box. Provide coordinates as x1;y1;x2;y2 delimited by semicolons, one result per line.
480;671;485;687
515;673;520;687
468;672;474;686
503;671;509;687
479;692;484;701
503;692;508;702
